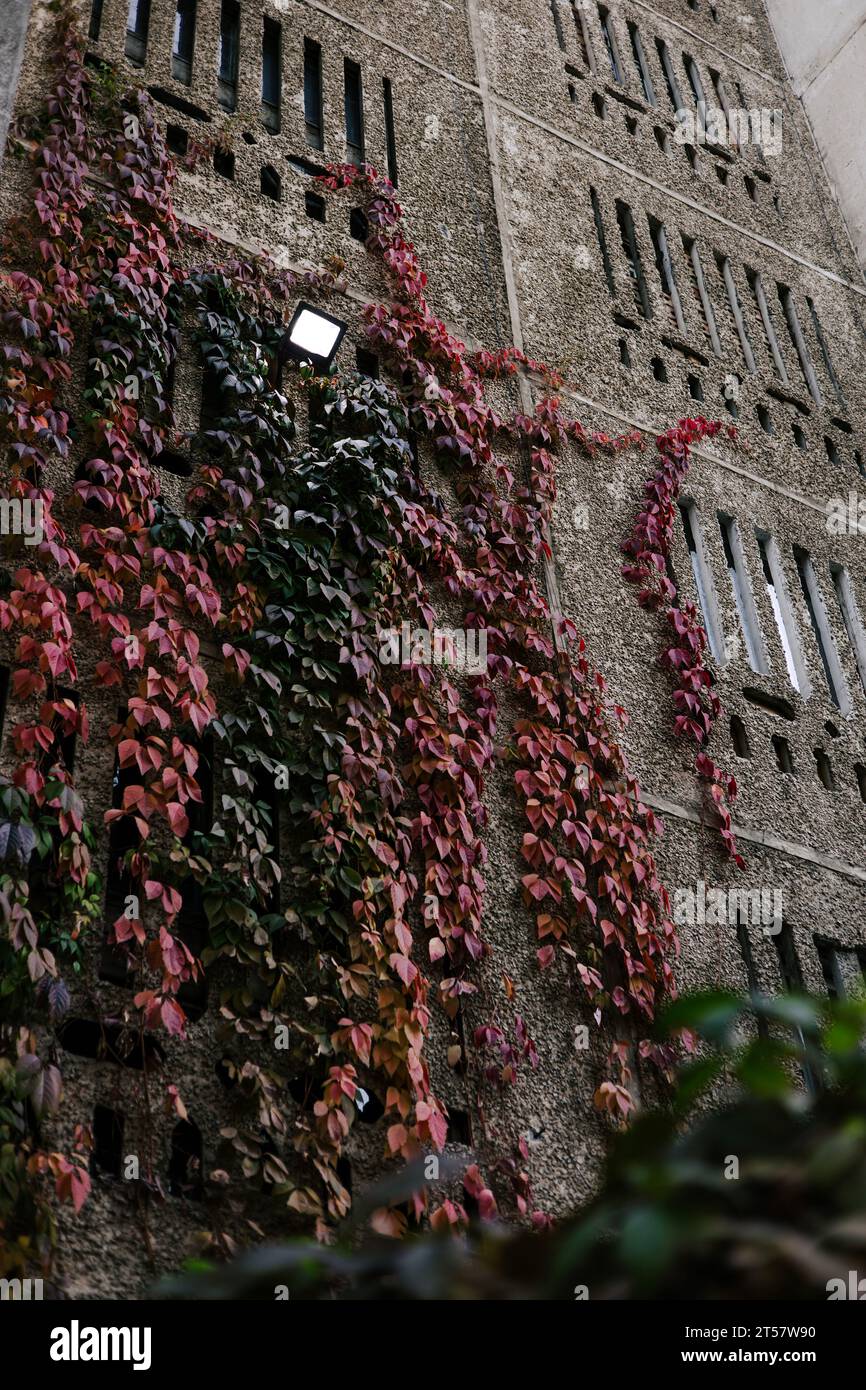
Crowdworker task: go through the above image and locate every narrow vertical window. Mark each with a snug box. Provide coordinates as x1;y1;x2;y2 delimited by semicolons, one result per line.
598;7;622;83
172;0;196;85
125;0;151;65
590;187;616;297
261;18;281;132
717;255;756;374
89;0;105;41
217;0;240;112
730;715;751;758
684;53;707;125
806;297;845;410
572;2;596;71
709;68;735;147
344;58;365;165
383;78;398;187
616;201;651;319
815;748;835;791
830;563;866;696
628;22;655;105
656;38;684;114
772;734;794;774
746;269;788;382
679;502;726;663
92;1106;125;1177
682;236;721;356
756;534;805;694
718;515;767;672
773;925;818;1091
550;0;566;49
735;916;768;1036
794;547;849;712
169;1120;204;1198
648;218;686;335
777;284;822;405
304;39;324;151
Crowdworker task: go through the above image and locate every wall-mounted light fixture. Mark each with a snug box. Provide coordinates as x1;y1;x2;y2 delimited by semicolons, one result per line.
277;301;347;374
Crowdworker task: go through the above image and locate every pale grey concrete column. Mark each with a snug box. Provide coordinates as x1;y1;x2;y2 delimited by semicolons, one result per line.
0;0;34;176
763;0;866;273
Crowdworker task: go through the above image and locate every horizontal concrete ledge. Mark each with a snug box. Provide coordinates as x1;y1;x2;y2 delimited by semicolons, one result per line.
646;790;866;884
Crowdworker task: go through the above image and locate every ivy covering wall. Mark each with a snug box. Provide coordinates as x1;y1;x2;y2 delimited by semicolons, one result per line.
0;4;739;1277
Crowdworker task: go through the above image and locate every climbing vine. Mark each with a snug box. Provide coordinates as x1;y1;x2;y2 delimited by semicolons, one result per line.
0;3;743;1274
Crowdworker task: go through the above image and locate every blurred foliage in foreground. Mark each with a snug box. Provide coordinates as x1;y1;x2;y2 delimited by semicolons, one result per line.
160;992;866;1299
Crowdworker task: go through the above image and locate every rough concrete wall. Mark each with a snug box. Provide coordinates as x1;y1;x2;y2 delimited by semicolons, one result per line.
0;0;33;172
2;0;866;1296
764;0;866;275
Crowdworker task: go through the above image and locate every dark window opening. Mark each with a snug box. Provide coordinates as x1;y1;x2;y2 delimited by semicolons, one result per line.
213;145;234;179
356;348;379;378
166;124;188;156
199;360;227;433
651;356;667;382
383;78;398;187
344;59;365;165
304;38;324;150
592;91;607;119
92;1105;124;1177
215;1057;238;1090
261;17;282;133
169;1119;203;1198
156;449;193;477
688;374;704;401
757;403;774;434
794;548;842;708
628;22;656;105
824;436;839;466
855;763;866;803
305;189;326;222
59;1019;164;1070
616;200;651;319
745;176;756;202
598;7;623;83
89;0;105;42
654;126;670;154
814;748;834;791
171;0;196;85
619;338;631;367
772;734;794;774
550;0;566;48
772;926;818;1093
735;918;767;1036
217;0;240;112
792;422;807;450
349;207;369;241
261;165;281;200
590;187;616;297
730;714;750;758
354;1088;385;1123
125;0;151;66
448;1108;472;1145
42;685;79;774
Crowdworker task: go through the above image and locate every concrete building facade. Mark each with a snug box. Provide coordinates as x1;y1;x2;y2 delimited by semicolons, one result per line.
1;0;866;1297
